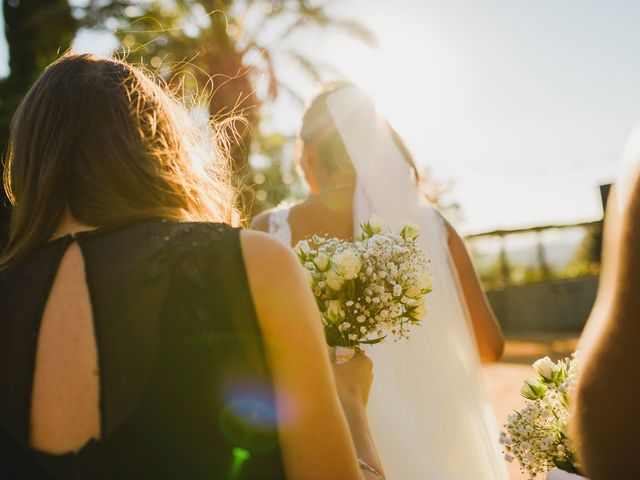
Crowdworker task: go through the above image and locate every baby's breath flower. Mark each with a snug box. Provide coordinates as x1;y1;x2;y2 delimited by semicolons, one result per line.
293;217;432;348
295;240;311;256
501;353;581;478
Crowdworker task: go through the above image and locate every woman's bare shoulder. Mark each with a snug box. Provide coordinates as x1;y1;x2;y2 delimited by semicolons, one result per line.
239;230;306;296
289;197;354;243
238;229;321;337
240;229;294;265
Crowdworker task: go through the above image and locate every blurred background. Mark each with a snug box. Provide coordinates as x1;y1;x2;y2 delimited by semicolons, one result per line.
2;1;639;477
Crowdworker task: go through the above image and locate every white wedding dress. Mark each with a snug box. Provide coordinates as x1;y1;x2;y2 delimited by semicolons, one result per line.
268;86;508;479
269;205;507;479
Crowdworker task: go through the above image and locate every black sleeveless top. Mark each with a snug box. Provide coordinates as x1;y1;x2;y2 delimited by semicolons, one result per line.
0;220;285;479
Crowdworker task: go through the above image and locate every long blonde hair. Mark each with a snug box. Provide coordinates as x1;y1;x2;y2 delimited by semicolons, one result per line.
300;81;420;182
1;53;238;269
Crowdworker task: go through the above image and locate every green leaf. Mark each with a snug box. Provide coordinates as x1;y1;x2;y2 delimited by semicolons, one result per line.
359;336;387;345
329;18;378;47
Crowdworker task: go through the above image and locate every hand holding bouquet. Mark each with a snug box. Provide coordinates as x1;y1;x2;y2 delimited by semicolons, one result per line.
500;353;584;479
294;216;432;362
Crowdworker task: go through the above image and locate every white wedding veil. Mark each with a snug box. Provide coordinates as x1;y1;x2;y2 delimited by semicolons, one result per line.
325;86;508;479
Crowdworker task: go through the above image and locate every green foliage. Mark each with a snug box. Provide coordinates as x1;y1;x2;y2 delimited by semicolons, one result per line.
248;131;306;212
80;0;374;217
0;0;77;150
470;225;602;291
476;257;598;291
472;251;510;291
559;224;601;279
0;0;78;246
0;0;373;231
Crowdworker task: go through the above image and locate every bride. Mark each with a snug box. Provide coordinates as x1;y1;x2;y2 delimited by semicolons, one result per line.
252;81;508;479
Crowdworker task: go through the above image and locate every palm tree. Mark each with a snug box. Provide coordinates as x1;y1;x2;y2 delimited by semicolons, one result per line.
81;0;375;214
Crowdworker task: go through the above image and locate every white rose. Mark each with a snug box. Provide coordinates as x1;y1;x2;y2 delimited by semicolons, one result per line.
313;252;330;271
533;356;559;380
368;215;385;234
333;249;362;280
419;270;433;292
521;379;546;400
326;300;344;323
409;299;427;321
401;221;420;240
294;240;311;256
405;284;421;298
324;269;344;291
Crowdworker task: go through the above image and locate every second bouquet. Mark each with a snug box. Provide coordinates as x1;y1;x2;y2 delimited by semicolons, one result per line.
294;216;433;361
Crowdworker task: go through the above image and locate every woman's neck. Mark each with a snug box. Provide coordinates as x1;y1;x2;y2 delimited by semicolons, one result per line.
315;182;355;197
310;183;355;213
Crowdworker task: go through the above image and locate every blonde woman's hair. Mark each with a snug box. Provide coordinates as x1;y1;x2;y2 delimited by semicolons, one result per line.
300;80;420;181
1;53;239;269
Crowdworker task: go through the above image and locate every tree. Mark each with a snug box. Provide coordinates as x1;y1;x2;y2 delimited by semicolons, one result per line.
0;0;77;247
250;130;307;210
80;0;374;216
561;223;602;279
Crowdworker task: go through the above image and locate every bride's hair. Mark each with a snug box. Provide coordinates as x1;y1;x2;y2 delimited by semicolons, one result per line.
300;80;420;182
1;53;238;269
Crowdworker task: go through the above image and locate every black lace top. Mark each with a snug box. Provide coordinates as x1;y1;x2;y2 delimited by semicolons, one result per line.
0;220;285;479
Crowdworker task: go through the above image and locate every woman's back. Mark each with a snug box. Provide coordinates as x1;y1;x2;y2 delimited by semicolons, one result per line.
0;219;284;479
255;186;356;246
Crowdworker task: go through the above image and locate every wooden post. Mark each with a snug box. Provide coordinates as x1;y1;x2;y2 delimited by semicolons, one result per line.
499;233;511;287
536;229;551;280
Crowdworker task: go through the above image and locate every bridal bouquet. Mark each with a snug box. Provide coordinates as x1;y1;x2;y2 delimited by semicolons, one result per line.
294;217;432;359
500;353;584;479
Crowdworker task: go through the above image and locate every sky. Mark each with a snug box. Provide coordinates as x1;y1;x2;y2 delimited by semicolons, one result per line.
292;0;640;233
2;0;640;233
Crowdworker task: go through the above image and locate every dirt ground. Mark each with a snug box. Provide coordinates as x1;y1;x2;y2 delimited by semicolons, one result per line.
481;333;580;480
